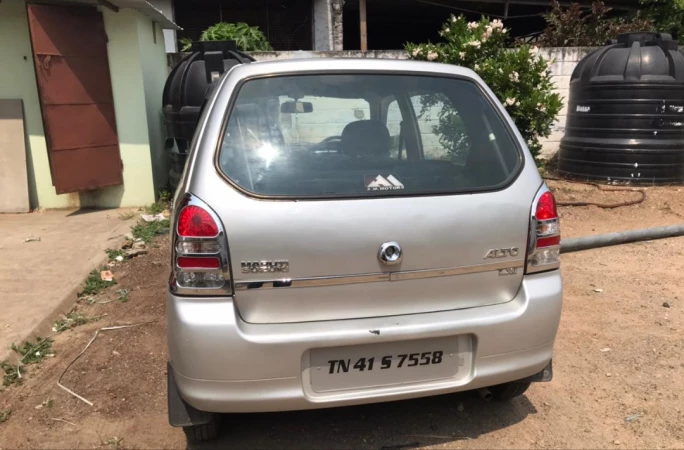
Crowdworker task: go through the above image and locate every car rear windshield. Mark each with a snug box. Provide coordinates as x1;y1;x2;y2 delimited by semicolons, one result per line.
217;74;522;198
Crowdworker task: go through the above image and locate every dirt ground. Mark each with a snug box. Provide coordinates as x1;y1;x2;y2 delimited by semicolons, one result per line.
1;180;683;450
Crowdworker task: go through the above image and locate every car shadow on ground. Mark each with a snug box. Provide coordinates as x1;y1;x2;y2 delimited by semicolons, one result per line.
189;390;537;450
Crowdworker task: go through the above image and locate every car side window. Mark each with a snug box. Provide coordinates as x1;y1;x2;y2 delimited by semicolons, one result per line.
410;94;471;164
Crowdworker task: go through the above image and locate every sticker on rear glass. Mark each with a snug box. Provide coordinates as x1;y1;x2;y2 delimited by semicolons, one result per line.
365;175;405;191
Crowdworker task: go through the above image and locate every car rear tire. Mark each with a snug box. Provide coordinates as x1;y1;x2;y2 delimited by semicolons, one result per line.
183;415;218;443
489;381;531;401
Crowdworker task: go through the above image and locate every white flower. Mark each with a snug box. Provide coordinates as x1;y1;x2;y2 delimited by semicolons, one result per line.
491;19;504;29
444;27;450;33
35;351;41;357
505;97;516;106
451;15;457;23
412;48;421;57
509;71;519;82
467;21;478;30
459;51;466;59
467;40;481;48
427;51;438;61
480;25;493;42
474;64;480;70
498;68;503;73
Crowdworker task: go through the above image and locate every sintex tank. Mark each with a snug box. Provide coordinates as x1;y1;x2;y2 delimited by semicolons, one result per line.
558;32;684;183
162;41;254;189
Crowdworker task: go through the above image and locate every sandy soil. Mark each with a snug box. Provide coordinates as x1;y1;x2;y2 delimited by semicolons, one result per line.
0;181;683;449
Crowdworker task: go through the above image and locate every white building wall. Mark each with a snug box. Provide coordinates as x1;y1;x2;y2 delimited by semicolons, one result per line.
538;47;594;158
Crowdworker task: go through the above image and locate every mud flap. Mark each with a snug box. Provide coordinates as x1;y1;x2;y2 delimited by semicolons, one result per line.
167;362;213;427
518;359;553;383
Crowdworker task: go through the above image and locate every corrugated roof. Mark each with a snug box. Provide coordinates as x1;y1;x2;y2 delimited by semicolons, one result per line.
42;0;181;30
111;0;181;29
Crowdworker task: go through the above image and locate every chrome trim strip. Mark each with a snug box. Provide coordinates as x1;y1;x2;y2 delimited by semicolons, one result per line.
390;259;525;282
235;273;389;290
233;259;525;291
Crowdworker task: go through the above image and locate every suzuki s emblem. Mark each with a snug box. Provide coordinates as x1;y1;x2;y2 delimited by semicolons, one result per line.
378;242;402;265
484;247;519;259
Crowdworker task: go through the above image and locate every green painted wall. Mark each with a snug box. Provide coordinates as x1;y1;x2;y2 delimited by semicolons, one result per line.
136;15;170;193
0;0;163;209
95;8;156;208
0;0;51;208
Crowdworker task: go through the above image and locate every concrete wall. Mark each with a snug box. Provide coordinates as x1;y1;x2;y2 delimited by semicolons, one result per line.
0;100;30;213
0;0;164;209
313;0;333;51
252;50;409;61
538;47;595;157
249;48;594;158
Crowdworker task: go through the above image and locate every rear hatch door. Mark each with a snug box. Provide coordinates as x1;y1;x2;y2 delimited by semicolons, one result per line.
205;72;540;323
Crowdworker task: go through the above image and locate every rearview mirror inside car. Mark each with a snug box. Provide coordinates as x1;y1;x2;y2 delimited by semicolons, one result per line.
281;101;313;114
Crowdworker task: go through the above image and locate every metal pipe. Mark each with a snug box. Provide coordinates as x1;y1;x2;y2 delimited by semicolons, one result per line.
477;387;493;401
560;224;684;254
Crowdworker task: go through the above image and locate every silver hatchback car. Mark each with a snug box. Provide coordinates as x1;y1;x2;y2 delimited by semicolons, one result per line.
167;58;562;443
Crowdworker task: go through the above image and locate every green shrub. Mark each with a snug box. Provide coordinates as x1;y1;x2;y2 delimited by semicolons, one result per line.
642;0;684;42
81;269;116;297
199;22;272;51
11;337;53;364
179;37;192;52
131;219;170;243
540;1;654;47
1;362;24;386
405;15;563;162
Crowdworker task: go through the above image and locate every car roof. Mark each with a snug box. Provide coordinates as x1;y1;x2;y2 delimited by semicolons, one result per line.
228;58;479;81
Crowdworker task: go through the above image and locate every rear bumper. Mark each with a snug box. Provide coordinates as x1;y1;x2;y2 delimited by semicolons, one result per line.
167;271;562;413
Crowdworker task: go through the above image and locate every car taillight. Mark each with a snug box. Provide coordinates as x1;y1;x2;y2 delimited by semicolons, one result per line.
177;205;219;237
170;195;232;294
526;188;561;274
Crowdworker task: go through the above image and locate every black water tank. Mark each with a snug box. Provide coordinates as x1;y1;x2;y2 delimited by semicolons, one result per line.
558;32;684;183
162;41;254;189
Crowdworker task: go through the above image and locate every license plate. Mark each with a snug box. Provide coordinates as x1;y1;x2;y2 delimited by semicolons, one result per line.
309;337;460;393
